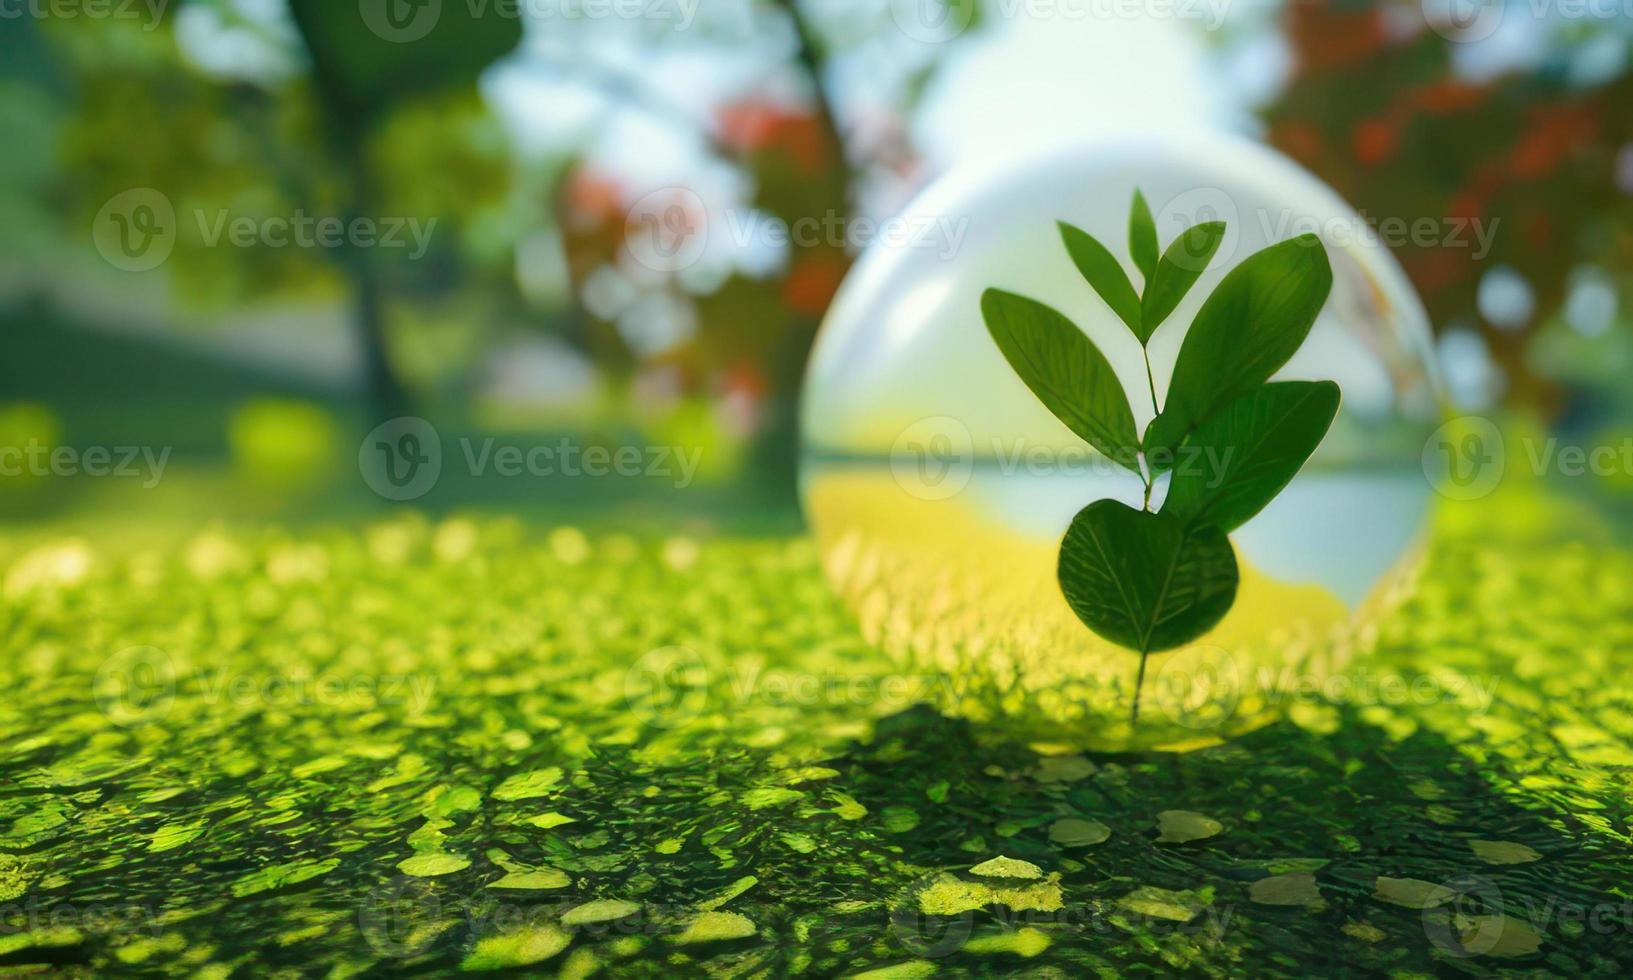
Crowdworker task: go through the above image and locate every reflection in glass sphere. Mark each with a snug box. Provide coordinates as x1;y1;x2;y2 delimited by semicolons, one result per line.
800;133;1441;751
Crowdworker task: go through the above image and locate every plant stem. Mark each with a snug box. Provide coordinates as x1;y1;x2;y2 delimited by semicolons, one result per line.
1142;348;1161;417
1140;347;1159;513
1131;650;1149;725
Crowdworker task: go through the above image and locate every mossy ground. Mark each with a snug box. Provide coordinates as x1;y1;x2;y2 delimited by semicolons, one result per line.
2;487;1632;977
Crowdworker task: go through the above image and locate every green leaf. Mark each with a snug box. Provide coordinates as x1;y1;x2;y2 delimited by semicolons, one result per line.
981;289;1140;473
459;924;571;971
397;853;471;877
230;858;341;898
561;899;641;927
491;767;564;801
488;868;571;890
1057;501;1238;654
1129;190;1159;283
1162;381;1340;532
1057;222;1143;338
1141;221;1226;337
1144;234;1333;467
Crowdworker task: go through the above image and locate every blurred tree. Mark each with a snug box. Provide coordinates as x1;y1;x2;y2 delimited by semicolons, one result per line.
538;0;973;486
36;1;521;423
286;0;522;420
15;0;969;491
1262;2;1633;414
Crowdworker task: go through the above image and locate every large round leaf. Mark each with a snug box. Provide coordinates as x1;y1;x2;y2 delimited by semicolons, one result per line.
1057;500;1238;654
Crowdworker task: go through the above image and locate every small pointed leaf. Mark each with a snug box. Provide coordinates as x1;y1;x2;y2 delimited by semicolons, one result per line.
982;289;1141;473
1057;222;1143;339
1129;191;1159;283
1163;381;1340;532
1141;221;1226;337
1057;500;1238;654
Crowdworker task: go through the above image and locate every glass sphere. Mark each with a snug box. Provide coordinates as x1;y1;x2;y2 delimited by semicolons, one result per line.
800;133;1441;751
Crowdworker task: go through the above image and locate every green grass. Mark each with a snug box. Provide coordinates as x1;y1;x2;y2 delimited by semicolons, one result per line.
2;489;1632;977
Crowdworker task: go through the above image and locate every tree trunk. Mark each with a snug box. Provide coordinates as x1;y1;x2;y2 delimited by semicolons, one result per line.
335;133;411;425
762;0;854;495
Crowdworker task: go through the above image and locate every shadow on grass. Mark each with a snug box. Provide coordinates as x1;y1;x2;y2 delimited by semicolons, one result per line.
814;703;1633;976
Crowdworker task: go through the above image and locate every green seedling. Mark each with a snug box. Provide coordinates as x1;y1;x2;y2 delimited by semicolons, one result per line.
981;191;1339;722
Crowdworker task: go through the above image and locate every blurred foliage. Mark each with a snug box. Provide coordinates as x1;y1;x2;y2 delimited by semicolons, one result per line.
2;1;909;480
1264;2;1633;412
287;0;521;122
15;0;1633;485
0;404;63;505
226;399;340;496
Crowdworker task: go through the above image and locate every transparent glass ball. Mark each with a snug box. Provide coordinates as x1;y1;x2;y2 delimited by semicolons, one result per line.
800;133;1441;751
